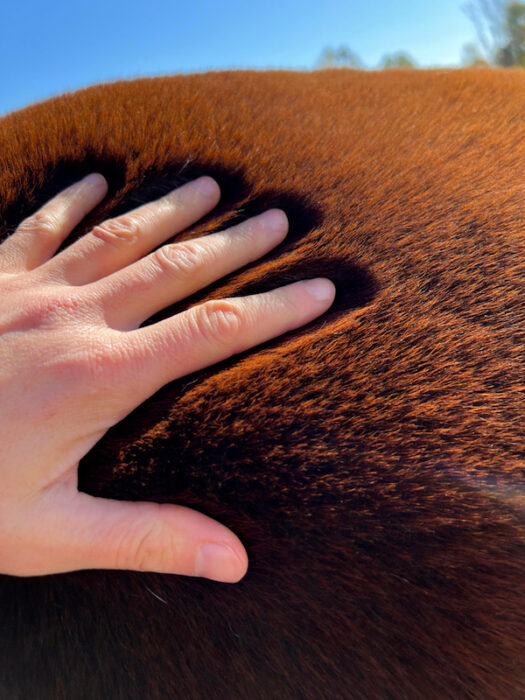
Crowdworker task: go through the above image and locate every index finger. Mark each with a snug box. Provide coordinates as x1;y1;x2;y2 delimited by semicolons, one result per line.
118;278;336;409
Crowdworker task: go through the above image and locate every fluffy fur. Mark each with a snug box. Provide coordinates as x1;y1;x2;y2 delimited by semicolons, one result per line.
0;69;524;699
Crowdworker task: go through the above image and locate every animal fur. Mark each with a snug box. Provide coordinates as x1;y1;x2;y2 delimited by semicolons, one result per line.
0;68;524;699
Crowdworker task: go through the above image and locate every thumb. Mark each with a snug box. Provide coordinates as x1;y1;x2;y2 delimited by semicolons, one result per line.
10;485;248;581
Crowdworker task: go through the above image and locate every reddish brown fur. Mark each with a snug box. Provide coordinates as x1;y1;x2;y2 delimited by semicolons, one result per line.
0;69;524;699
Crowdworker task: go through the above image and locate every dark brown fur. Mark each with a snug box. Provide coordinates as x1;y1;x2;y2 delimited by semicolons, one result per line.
0;69;524;699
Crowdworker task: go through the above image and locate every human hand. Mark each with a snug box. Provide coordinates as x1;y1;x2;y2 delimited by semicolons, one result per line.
0;174;335;582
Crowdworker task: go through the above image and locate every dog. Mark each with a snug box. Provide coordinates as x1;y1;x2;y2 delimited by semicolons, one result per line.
0;68;524;699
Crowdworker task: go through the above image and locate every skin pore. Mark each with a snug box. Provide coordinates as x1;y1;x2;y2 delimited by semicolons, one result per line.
0;174;335;582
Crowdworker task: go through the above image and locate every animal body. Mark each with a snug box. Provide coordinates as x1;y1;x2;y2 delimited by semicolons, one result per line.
0;68;524;699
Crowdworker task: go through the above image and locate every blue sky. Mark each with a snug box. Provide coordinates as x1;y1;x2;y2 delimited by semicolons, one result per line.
1;0;476;116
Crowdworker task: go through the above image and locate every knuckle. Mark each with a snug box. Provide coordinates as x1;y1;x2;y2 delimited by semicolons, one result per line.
152;241;207;280
7;289;121;376
14;288;86;330
67;327;139;385
78;335;126;382
31;335;130;400
115;511;175;572
17;210;59;236
193;300;244;346
91;215;141;247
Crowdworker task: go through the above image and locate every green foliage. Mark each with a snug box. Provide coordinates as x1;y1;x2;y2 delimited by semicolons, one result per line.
316;46;417;70
316;46;362;69
463;0;525;66
315;2;525;70
461;42;491;65
315;1;525;70
379;52;417;69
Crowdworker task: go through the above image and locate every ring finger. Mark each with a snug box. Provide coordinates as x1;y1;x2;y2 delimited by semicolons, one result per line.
38;176;221;286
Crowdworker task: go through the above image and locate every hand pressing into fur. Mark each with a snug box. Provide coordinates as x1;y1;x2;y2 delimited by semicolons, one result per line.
0;174;335;582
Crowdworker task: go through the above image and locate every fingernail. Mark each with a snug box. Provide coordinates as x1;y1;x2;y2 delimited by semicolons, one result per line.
82;173;107;189
195;543;243;582
191;176;219;198
305;278;335;302
258;209;288;232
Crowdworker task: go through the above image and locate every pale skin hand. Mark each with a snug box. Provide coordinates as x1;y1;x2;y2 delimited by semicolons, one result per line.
0;174;335;582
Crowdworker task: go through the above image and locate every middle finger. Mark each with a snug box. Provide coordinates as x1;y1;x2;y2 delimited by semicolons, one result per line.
91;209;289;330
